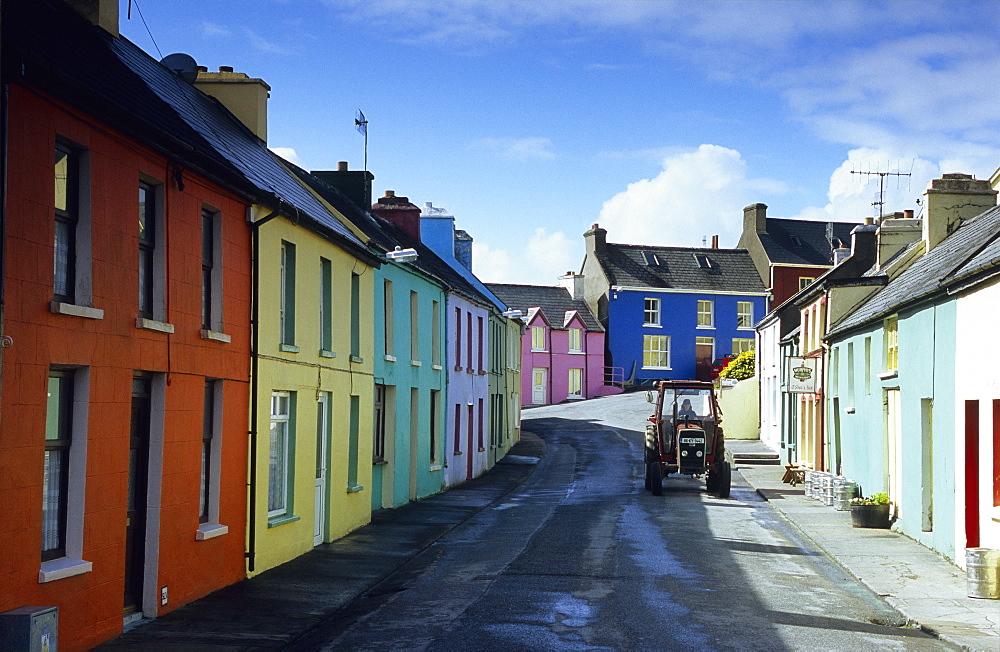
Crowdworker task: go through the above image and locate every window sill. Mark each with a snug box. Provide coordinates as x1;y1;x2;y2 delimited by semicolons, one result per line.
530;348;548;353
429;464;443;472
267;514;300;528
695;325;715;330
433;364;443;371
372;459;388;466
410;360;422;367
39;557;92;583
568;350;584;355
320;349;336;359
196;523;229;540
201;329;231;343
478;447;486;453
642;366;672;371
279;343;300;353
642;323;662;328
478;370;487;375
736;327;755;331
50;301;104;320
350;355;364;364
878;371;898;380
137;317;175;333
346;484;364;494
454;365;464;372
466;367;474;374
452;450;463;456
384;354;397;362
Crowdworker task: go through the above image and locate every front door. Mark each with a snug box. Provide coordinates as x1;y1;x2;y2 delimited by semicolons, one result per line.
532;368;546;405
695;337;714;381
885;388;902;518
314;393;329;546
125;376;151;615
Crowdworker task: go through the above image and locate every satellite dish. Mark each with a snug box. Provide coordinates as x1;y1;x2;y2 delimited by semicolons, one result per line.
160;53;199;84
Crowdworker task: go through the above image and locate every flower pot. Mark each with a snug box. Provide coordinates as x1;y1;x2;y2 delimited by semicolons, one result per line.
850;503;890;528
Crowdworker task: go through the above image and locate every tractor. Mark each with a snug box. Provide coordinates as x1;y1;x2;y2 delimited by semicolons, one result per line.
644;380;731;498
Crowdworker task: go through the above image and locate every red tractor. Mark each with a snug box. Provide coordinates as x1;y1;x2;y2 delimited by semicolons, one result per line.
644;380;731;498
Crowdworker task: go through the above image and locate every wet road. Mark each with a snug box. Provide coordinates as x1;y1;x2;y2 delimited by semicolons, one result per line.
292;392;954;651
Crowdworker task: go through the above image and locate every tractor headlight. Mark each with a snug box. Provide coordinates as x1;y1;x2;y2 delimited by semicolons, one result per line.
681;450;687;456
696;451;703;457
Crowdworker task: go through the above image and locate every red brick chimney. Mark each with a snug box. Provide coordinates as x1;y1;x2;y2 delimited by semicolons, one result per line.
371;190;421;241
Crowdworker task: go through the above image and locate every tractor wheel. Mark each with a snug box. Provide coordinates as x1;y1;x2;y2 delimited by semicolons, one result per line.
717;461;732;498
706;466;720;493
648;461;663;496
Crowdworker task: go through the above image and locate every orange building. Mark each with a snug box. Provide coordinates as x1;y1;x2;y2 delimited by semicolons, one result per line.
1;1;252;648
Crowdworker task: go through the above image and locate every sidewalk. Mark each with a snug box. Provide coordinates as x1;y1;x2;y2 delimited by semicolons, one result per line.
732;445;1000;652
97;433;546;651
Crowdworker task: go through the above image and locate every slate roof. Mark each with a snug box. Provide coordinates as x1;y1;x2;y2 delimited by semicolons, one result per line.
829;205;1000;337
6;0;368;257
595;244;766;294
486;284;603;332
290;168;496;309
759;219;860;266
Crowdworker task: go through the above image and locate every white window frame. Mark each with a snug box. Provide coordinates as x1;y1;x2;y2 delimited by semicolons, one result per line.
568;327;583;353
643;334;671;369
268;391;295;521
732;338;754;355
39;367;93;583
567;368;583;397
531;325;546;351
51;140;102;320
643;297;661;326
799;276;816;290
197;379;228;540
697;300;714;328
737;301;754;330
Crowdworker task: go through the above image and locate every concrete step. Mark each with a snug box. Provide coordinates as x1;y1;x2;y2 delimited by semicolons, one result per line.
731;452;782;465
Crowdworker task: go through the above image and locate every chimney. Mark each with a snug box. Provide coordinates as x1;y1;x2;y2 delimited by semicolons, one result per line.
711;234;719;249
371;190;421;241
559;271;585;300
313;161;373;211
454;230;473;270
922;173;998;250
584;223;608;257
66;0;119;36
876;212;922;267
194;67;271;141
743;203;768;234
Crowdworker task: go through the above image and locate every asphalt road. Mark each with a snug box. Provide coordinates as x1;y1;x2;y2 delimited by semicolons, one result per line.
292;392;955;651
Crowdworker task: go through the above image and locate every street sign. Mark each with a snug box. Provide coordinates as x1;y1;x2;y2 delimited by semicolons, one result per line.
787;356;818;393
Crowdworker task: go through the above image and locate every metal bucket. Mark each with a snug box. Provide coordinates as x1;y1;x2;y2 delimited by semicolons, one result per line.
804;472;814;498
833;478;856;511
809;472;825;500
966;548;1000;599
822;476;835;506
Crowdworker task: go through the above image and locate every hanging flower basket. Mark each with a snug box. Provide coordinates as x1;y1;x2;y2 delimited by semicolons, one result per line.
850;493;891;528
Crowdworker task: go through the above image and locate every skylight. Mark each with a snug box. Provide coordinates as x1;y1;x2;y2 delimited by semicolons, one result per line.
694;253;712;269
641;251;660;266
790;234;803;247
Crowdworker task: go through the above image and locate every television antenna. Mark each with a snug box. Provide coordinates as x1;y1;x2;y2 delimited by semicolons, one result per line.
850;162;912;217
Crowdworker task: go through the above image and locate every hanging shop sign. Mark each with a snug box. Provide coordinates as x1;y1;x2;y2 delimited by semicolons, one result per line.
787;356;818;393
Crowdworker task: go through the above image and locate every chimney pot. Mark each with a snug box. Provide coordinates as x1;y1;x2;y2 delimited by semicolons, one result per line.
864;217;874;225
337;161;348;171
592;223;599;230
903;209;914;219
384;190;395;198
196;65;208;72
711;234;719;249
219;66;234;73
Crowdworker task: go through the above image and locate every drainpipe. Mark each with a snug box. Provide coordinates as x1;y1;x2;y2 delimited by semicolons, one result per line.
247;205;281;572
0;83;9;413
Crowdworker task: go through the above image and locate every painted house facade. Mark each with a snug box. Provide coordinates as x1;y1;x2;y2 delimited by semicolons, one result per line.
580;225;767;385
738;203;860;307
0;1;253;646
486;280;617;406
825;174;998;564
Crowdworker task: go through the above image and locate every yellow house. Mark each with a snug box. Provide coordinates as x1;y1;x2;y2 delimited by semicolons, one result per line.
189;65;381;575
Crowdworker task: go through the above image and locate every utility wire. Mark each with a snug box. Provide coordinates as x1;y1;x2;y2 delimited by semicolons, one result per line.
130;0;164;59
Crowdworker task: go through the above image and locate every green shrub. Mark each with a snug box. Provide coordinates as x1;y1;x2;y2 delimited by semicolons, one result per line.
720;349;755;381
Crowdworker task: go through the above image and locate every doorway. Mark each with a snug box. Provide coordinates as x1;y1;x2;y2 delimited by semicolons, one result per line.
885;388;902;518
695;337;714;381
314;393;330;546
532;368;546;405
125;376;151;616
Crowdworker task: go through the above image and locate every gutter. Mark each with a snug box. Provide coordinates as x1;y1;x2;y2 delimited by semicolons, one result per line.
246;206;281;572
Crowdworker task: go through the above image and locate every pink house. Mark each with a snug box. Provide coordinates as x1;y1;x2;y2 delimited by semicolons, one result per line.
487;278;621;406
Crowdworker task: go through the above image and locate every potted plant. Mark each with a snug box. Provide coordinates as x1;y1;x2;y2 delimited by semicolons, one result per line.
850;492;891;528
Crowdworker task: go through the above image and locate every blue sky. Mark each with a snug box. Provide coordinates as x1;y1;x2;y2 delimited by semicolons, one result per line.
121;1;1000;285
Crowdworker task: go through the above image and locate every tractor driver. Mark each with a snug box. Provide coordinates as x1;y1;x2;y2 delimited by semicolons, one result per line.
677;399;698;419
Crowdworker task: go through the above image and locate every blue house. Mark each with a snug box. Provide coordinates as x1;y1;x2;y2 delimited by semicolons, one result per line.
580;225;767;384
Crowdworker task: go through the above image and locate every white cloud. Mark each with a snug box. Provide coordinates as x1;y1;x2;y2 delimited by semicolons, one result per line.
472;228;575;285
470;137;555;161
270;147;305;167
596;145;787;249
200;21;230;37
243;28;289;54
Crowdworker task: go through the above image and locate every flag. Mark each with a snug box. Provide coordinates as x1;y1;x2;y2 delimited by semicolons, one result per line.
355;109;367;137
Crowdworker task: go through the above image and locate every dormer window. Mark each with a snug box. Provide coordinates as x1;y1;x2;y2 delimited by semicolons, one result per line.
694;253;712;269
641;251;660;266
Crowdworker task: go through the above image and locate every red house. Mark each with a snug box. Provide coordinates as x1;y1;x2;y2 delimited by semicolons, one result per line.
0;1;252;647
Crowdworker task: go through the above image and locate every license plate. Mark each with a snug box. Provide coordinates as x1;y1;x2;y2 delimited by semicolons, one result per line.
679;437;704;444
